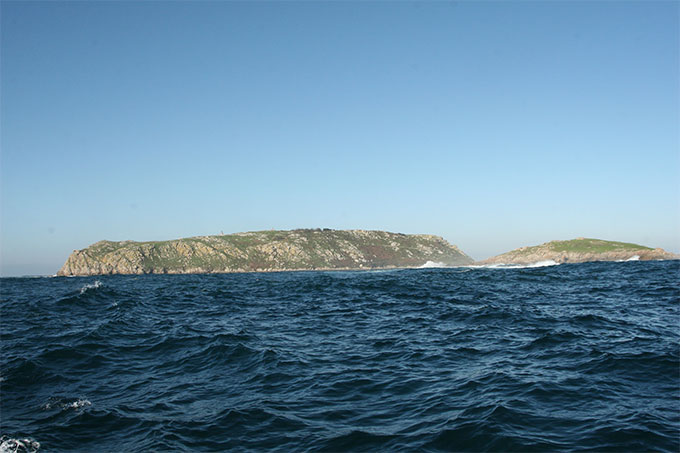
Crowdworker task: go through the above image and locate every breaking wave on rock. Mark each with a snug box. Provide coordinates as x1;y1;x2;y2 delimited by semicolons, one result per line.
615;255;641;262
419;261;449;268
466;259;560;269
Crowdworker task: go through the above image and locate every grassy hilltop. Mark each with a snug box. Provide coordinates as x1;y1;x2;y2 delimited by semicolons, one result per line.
57;229;473;276
480;238;677;265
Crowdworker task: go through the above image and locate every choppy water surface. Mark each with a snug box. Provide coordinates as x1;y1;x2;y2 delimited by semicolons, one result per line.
2;261;679;451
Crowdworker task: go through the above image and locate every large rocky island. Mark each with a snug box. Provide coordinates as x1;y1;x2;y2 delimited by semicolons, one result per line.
57;229;473;276
478;238;679;265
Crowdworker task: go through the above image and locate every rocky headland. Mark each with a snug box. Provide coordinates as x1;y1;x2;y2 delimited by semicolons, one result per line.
57;229;473;276
478;238;679;265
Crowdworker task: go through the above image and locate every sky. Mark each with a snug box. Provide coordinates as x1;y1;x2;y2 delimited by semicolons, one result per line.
1;1;678;276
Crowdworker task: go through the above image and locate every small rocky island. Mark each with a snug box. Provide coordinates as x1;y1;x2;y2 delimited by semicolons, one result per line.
57;229;473;276
478;238;679;265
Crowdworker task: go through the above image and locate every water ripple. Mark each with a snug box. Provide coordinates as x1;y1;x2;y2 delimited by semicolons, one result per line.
1;261;679;451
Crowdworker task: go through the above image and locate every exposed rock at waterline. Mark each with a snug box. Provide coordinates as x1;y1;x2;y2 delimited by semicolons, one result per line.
478;238;679;265
58;229;473;276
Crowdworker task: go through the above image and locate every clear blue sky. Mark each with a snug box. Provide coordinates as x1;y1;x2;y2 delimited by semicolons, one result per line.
1;1;678;276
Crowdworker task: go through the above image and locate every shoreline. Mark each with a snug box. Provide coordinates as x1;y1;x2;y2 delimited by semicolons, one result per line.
56;264;432;277
48;256;680;278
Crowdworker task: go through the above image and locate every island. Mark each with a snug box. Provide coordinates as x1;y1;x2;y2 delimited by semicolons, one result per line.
57;229;474;276
477;238;679;265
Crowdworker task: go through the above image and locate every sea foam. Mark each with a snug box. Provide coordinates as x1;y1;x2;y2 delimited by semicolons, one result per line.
42;398;91;411
420;261;448;268
467;260;560;269
80;281;102;294
616;255;641;262
0;436;40;453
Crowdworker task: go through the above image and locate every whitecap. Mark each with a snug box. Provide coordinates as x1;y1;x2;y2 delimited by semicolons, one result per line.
66;399;91;409
0;436;40;453
524;260;560;268
465;260;560;270
80;280;102;294
616;255;641;262
42;397;91;411
420;261;448;268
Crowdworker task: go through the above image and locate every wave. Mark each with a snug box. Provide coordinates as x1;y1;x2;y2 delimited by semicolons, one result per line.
466;260;560;269
42;397;91;411
69;399;91;410
419;261;448;268
0;436;40;453
80;281;102;294
616;255;640;262
2;261;678;452
67;398;91;409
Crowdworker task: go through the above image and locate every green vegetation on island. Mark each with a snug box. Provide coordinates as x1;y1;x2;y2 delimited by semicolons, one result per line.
479;238;677;265
540;238;652;253
57;229;473;276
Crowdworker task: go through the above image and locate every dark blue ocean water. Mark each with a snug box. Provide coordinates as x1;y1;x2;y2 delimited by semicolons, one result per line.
1;261;679;452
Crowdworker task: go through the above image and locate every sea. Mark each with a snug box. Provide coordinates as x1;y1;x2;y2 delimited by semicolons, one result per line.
1;260;679;452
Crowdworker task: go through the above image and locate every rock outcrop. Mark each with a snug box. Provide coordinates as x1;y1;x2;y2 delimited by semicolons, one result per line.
478;238;679;265
57;229;473;276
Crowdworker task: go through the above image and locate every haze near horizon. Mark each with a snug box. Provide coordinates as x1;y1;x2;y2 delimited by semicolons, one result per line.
1;1;678;276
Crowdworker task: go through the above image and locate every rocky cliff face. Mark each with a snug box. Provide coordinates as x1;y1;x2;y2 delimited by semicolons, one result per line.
57;229;473;276
478;238;679;265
